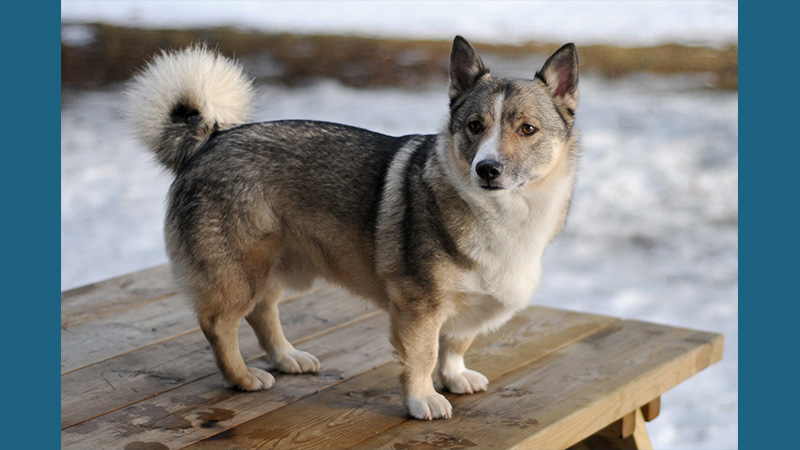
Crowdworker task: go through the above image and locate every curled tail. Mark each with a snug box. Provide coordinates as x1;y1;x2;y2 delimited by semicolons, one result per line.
126;44;254;174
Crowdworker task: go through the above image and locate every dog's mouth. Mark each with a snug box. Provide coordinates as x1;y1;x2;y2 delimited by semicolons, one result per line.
480;179;534;192
480;184;504;191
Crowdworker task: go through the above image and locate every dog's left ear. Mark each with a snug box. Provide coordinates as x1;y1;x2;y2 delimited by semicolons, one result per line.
449;36;489;102
536;43;579;112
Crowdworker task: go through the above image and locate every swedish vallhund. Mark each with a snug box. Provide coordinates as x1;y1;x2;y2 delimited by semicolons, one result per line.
126;36;579;420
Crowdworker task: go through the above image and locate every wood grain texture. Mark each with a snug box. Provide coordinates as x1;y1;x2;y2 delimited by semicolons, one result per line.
61;264;175;327
61;286;378;428
61;312;393;450
61;265;327;373
61;266;724;450
184;307;619;450
347;320;722;450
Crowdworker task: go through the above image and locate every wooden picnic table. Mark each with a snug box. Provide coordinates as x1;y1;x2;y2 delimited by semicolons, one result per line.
61;264;722;450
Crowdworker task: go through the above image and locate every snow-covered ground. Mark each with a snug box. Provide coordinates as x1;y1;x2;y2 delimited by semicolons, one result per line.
61;2;738;449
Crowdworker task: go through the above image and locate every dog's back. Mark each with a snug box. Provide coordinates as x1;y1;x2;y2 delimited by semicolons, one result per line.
166;120;434;302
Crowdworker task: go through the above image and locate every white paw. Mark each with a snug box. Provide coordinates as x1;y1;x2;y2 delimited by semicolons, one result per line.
273;349;321;374
405;392;453;420
442;369;488;394
232;367;275;391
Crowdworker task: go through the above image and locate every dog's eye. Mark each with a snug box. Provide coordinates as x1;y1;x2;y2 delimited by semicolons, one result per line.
519;124;538;136
467;120;484;134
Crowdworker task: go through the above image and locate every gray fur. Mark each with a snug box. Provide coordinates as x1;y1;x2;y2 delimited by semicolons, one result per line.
127;36;580;420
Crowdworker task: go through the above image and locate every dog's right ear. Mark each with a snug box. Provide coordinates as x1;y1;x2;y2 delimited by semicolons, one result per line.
449;36;489;102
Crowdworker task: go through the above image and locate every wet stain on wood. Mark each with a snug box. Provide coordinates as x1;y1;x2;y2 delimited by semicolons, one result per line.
115;404;190;437
168;394;208;406
152;413;192;431
197;408;236;428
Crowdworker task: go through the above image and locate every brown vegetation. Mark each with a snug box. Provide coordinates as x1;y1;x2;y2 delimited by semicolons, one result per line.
61;23;737;91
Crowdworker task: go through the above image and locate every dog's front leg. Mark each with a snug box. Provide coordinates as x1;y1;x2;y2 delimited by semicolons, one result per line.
389;300;452;420
438;333;488;394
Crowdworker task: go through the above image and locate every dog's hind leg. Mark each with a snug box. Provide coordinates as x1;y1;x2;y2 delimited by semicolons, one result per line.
438;333;488;394
245;281;321;374
195;279;275;391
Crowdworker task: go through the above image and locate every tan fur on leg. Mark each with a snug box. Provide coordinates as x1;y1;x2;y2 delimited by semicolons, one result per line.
439;333;488;394
390;300;452;420
245;283;320;374
198;307;274;391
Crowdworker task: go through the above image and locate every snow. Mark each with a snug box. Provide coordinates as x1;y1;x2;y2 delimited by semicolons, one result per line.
60;2;738;449
60;0;738;47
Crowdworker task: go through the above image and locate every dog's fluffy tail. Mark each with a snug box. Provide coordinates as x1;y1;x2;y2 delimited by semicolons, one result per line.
126;44;254;174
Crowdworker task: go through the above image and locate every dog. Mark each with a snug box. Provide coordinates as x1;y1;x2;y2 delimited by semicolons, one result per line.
126;36;579;420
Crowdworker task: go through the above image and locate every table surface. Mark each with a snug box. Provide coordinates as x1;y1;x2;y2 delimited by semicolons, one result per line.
61;264;723;450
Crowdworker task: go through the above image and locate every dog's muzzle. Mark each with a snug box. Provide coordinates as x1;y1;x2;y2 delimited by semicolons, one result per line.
475;159;504;190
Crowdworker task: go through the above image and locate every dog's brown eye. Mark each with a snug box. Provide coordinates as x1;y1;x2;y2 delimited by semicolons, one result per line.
519;124;538;136
468;120;483;134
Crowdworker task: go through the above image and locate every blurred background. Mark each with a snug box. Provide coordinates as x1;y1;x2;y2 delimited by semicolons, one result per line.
61;1;738;448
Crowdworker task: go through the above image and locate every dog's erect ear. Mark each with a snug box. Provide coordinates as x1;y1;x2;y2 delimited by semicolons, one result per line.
536;43;579;111
449;36;489;102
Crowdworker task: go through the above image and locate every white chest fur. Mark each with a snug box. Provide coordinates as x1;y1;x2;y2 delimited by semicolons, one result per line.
445;176;573;338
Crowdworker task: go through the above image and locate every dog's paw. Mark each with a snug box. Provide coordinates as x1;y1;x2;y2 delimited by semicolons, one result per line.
274;349;321;374
231;367;276;391
442;368;489;394
405;393;453;420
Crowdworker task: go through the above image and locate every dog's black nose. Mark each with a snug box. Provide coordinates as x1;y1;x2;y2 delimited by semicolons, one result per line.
475;159;503;181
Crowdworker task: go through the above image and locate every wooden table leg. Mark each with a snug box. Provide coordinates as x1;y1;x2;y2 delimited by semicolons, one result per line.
567;409;653;450
630;408;653;450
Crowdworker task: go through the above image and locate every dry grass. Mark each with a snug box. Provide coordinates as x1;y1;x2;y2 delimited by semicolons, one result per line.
61;23;737;91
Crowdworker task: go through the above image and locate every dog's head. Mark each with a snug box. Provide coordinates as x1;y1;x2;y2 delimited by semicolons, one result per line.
445;36;579;196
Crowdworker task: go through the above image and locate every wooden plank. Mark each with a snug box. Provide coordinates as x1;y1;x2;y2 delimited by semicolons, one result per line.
460;307;622;382
61;312;394;450
346;319;722;450
61;290;198;373
183;306;620;450
61;264;175;328
506;325;722;450
61;280;328;374
61;286;379;429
